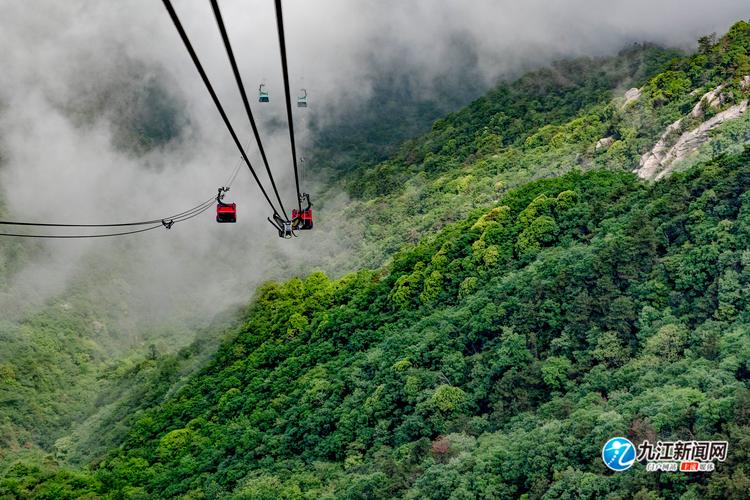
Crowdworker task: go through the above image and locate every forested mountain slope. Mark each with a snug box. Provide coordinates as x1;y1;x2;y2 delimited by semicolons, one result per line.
0;64;213;460
9;147;750;498
0;34;489;477
2;19;750;500
311;22;750;271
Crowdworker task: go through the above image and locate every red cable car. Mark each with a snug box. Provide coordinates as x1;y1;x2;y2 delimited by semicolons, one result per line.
215;187;236;223
292;193;313;230
216;202;236;223
292;208;312;229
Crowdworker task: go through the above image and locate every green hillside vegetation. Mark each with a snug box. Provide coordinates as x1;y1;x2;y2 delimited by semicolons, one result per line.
2;19;750;500
0;37;508;466
0;66;206;466
0;256;234;457
0;214;235;470
7;147;750;498
313;23;750;271
309;59;487;174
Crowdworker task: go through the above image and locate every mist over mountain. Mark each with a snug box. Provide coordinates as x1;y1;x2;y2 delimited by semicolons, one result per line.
0;0;747;317
2;2;750;499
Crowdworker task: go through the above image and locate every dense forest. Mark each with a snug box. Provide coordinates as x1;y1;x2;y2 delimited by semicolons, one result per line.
1;18;750;500
309;23;750;272
7;147;750;499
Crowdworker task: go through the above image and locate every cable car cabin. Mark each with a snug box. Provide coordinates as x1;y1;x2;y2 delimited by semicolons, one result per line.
216;202;237;223
297;88;307;108
292;192;313;230
292;208;313;230
259;83;269;103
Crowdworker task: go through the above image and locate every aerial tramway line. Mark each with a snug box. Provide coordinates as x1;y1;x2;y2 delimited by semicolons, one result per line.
0;0;312;239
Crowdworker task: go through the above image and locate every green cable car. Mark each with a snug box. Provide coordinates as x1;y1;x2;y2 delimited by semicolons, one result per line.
259;83;269;103
297;88;307;108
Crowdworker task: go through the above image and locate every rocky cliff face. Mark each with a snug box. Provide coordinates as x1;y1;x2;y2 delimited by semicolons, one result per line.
653;100;748;180
636;82;749;180
637;117;686;179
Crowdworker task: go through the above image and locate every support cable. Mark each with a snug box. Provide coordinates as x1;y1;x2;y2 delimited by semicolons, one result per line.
273;0;302;214
0;197;215;228
162;0;280;217
0;201;213;238
210;0;288;220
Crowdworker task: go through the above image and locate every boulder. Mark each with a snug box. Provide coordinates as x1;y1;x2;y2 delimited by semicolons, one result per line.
623;87;641;106
595;136;615;150
691;85;724;118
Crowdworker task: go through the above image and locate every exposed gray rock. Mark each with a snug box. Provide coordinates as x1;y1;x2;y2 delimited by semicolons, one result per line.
691;85;724;118
654;100;748;180
623;87;642;107
636;101;749;180
637;118;683;179
595;136;615;150
741;75;750;89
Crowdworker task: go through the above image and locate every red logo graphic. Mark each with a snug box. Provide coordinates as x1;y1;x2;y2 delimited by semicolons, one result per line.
680;461;700;472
